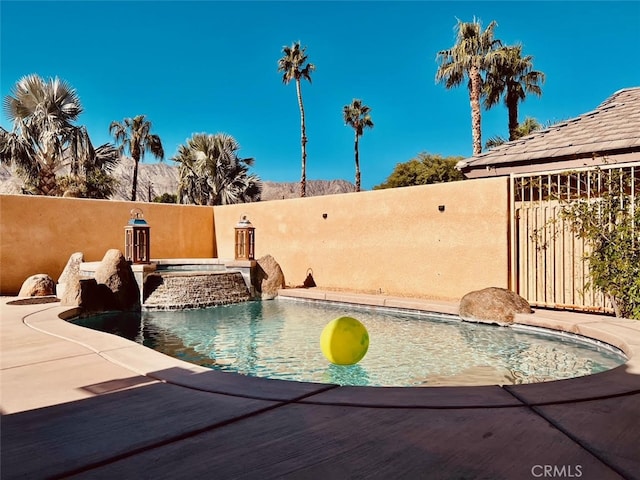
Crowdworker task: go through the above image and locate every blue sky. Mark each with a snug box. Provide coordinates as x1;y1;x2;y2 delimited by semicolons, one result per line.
1;1;639;190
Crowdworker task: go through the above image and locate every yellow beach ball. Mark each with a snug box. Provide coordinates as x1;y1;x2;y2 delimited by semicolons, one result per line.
320;316;369;365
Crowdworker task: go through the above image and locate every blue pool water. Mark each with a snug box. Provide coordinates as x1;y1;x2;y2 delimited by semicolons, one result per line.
72;299;627;387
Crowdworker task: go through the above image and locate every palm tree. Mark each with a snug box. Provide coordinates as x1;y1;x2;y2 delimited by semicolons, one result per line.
483;44;545;140
515;116;542;137
57;143;120;198
343;99;374;192
1;74;119;197
278;41;315;197
485;116;542;150
173;133;262;206
436;18;501;156
109;115;164;201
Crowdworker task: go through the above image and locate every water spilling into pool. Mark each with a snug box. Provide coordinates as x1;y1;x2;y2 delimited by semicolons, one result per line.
72;299;626;386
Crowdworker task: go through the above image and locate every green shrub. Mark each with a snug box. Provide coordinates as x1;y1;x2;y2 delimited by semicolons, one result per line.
558;167;640;319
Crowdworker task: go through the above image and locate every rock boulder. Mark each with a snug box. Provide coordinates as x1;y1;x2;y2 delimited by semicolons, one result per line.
18;274;56;297
58;252;84;306
254;255;285;300
77;278;114;313
94;249;140;311
459;287;532;325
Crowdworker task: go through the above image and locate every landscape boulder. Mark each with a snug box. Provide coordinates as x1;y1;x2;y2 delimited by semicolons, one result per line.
459;287;532;325
58;252;84;306
77;278;114;313
18;274;56;297
254;254;285;300
93;249;140;311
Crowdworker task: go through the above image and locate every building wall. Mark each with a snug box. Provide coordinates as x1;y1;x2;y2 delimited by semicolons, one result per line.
0;195;215;294
1;177;509;299
214;177;509;300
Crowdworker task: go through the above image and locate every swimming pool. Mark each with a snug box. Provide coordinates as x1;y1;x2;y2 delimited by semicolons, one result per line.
72;299;627;387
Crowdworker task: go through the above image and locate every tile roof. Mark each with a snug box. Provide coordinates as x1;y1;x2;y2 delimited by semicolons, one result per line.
459;87;640;173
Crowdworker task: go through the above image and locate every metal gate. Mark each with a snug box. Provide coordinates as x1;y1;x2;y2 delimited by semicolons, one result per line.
510;162;639;313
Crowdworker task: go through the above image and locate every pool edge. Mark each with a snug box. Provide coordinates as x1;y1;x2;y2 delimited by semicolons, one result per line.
3;292;640;410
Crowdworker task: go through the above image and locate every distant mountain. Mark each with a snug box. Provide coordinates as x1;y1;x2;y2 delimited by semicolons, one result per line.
261;179;356;201
110;158;180;201
0;164;21;195
0;159;356;201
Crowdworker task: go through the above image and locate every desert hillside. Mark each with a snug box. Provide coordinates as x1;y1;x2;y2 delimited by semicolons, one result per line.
0;159;356;201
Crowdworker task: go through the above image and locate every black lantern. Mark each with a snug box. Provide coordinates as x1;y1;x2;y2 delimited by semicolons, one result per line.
124;208;150;264
234;215;255;260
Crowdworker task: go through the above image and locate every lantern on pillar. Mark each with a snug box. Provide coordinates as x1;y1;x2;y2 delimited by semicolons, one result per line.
234;215;255;260
124;208;150;264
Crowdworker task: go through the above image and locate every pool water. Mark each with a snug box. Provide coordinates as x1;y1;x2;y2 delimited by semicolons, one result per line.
72;299;627;387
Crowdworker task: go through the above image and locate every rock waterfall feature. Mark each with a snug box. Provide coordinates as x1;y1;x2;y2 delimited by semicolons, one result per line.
143;271;251;310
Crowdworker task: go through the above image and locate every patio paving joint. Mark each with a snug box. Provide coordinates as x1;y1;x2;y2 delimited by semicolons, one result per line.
503;383;632;479
503;385;640;408
0;352;97;371
146;373;342;402
295;400;530;410
47;385;342;480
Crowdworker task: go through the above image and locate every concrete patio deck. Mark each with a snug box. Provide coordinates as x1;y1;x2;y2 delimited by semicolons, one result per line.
1;290;640;479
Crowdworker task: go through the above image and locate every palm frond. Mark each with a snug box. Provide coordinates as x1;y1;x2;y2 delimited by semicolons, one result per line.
172;132;262;205
2;74;119;197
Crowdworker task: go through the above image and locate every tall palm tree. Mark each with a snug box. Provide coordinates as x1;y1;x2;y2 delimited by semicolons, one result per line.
343;99;374;192
436;18;501;156
278;41;315;197
0;74;118;197
173;133;262;206
483;44;545;140
109;115;164;201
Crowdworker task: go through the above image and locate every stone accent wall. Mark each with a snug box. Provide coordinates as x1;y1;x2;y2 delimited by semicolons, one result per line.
143;272;250;310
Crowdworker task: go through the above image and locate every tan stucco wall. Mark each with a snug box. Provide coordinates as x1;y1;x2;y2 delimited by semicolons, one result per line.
0;195;215;294
1;177;509;299
214;177;510;300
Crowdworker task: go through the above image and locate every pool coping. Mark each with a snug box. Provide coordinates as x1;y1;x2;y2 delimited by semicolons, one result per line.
277;289;640;404
2;289;639;409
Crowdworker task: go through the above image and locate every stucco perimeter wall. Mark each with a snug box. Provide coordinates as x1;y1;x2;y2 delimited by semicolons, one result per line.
0;195;215;294
214;177;510;301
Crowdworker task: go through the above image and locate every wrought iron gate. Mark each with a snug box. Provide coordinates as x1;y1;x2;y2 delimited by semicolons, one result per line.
510;162;639;313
